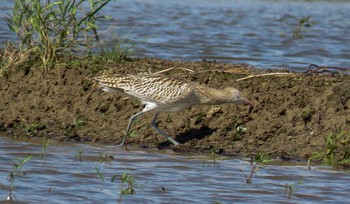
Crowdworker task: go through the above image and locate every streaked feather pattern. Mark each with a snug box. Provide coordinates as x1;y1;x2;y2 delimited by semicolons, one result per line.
94;73;252;146
95;74;196;104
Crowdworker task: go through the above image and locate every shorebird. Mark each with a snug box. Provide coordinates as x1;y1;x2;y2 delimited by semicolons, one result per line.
94;74;253;146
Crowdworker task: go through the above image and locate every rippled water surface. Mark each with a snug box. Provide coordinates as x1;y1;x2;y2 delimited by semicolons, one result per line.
1;1;350;203
1;136;350;203
1;0;350;70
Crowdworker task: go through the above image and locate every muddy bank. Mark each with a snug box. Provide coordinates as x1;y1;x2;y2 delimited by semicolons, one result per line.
0;58;349;159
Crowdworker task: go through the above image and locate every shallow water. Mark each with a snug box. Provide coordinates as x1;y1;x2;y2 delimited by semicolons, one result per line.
0;136;350;203
1;0;350;70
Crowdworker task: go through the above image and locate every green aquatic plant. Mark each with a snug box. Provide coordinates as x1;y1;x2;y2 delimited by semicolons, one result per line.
308;131;350;167
112;173;137;195
95;167;105;181
39;136;49;158
6;0;112;70
99;153;114;165
77;148;84;161
245;152;270;184
203;148;221;167
293;16;312;39
284;183;294;198
284;180;303;198
6;156;32;201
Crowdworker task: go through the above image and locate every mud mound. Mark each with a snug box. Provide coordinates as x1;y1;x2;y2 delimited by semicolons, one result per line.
0;58;349;158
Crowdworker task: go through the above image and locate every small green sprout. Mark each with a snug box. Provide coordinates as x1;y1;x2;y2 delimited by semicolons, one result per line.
112;173;136;195
39;136;49;158
308;131;350;168
99;153;114;165
245;153;270;184
6;156;32;201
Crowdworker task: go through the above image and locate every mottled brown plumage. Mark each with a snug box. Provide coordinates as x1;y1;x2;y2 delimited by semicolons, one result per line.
95;74;253;146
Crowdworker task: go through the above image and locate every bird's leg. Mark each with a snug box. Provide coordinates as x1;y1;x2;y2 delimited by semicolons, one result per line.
120;109;148;146
151;112;180;146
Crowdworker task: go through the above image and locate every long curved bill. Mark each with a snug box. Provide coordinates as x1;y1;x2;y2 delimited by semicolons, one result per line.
242;97;254;107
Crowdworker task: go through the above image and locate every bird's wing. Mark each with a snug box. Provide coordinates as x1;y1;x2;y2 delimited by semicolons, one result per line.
95;75;194;103
94;75;133;93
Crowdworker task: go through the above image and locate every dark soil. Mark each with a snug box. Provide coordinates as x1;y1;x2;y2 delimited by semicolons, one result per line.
0;57;349;159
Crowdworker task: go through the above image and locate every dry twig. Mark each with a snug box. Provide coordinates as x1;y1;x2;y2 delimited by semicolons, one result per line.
151;67;194;75
236;73;294;82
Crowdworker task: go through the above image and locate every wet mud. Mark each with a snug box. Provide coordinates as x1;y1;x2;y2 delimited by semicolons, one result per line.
0;58;349;158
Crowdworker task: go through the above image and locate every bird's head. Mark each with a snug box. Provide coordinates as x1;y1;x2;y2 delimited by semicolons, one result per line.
224;87;254;106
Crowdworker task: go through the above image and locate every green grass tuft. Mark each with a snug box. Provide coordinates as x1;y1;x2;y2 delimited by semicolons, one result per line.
308;131;350;168
6;0;113;70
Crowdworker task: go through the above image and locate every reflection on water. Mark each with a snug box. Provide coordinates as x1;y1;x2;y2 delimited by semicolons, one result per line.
0;0;350;70
0;136;350;203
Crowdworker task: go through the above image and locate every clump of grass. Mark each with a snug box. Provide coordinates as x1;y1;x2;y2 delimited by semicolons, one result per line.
13;119;45;137
25;123;41;136
308;131;350;168
6;0;112;70
165;114;173;123
112;173;137;195
63;117;86;139
195;112;207;125
245;152;270;184
293;16;312;39
100;33;133;62
73;118;85;127
6;156;32;201
128;130;138;138
120;130;137;150
0;42;31;78
300;108;315;124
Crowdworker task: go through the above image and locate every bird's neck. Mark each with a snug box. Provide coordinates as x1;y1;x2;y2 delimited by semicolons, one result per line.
195;87;230;105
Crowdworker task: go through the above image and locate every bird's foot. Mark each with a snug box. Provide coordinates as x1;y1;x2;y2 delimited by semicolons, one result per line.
119;139;126;147
167;137;180;146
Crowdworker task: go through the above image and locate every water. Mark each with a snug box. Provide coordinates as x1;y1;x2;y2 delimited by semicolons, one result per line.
1;1;350;202
0;136;350;203
1;0;350;70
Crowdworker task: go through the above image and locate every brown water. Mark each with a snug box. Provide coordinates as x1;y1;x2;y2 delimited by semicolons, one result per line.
1;136;350;203
1;0;350;70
